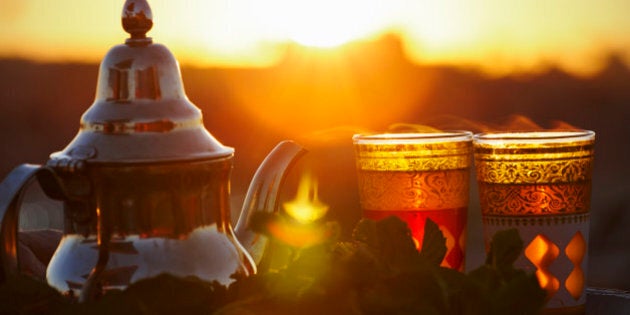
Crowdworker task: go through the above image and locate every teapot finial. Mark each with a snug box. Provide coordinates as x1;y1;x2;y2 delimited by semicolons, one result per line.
122;0;153;45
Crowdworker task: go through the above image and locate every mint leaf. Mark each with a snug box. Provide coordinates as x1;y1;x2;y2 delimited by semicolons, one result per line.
465;228;546;315
485;228;523;271
0;217;547;315
419;218;447;266
353;216;420;275
0;274;68;314
491;272;546;315
70;274;228;315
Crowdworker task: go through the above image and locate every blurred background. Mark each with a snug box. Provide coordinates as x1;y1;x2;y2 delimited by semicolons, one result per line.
1;0;629;290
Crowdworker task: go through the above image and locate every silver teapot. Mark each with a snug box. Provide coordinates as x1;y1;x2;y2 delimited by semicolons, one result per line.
0;0;305;301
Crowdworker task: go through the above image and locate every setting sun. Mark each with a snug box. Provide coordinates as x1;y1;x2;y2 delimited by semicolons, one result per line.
254;0;386;48
1;0;630;74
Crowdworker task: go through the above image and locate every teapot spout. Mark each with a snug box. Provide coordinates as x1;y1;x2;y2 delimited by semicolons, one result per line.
235;140;307;265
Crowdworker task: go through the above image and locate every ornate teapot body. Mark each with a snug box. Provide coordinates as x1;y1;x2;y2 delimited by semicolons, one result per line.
0;0;304;301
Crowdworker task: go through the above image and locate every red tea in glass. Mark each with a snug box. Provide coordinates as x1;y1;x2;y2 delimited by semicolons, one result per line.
353;132;472;271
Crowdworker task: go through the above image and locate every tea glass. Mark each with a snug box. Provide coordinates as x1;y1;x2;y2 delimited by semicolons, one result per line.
353;131;472;270
474;130;595;314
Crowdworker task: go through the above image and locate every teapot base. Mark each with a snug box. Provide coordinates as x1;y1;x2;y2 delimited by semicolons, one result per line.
46;224;254;298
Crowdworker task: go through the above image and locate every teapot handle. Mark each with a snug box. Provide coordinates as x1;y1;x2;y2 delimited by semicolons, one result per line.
0;164;65;283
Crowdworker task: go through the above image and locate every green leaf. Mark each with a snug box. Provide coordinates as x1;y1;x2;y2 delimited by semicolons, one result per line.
485;228;523;271
466;228;546;315
0;274;68;314
353;217;422;275
418;218;447;266
60;274;229;315
0;218;548;315
490;272;546;315
351;218;379;248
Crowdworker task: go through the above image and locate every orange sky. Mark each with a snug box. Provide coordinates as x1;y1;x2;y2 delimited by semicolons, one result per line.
1;0;630;76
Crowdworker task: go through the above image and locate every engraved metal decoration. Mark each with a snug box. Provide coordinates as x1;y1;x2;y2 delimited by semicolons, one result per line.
358;170;469;211
474;158;593;184
478;182;591;215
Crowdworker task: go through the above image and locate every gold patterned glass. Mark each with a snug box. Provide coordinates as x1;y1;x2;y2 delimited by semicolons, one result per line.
474;130;595;315
353;131;472;271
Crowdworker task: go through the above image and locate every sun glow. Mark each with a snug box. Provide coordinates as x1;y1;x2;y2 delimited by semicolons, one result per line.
1;0;630;75
238;0;389;48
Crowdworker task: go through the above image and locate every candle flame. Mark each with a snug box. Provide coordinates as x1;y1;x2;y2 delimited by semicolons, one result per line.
283;172;329;224
261;172;332;248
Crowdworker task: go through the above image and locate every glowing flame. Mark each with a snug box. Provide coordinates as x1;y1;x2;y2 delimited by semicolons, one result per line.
263;172;333;248
266;219;333;248
283;172;329;224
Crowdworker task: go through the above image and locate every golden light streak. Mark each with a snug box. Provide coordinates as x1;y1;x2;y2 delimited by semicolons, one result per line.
260;172;333;248
283;172;328;224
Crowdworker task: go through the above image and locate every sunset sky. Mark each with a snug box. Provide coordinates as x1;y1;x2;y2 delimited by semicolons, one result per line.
1;0;630;75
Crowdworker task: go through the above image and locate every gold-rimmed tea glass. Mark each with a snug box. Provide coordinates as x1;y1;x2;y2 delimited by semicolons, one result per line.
474;130;595;315
353;131;472;271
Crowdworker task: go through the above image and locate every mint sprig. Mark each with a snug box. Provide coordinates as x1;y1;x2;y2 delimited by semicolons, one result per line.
0;215;546;315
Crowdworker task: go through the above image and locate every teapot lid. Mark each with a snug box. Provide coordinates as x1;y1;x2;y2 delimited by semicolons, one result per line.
50;0;234;164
